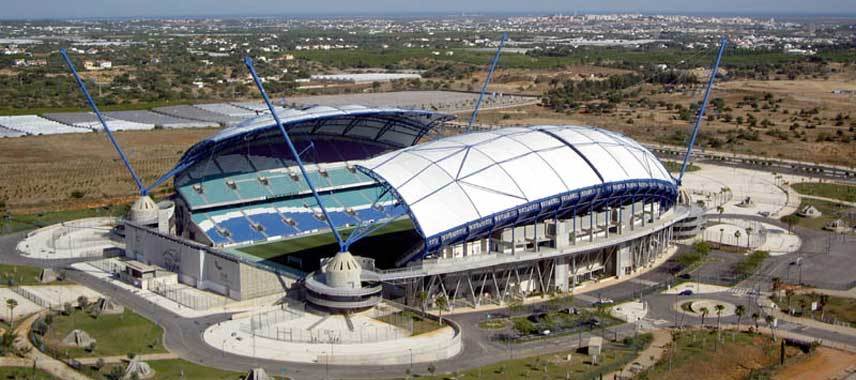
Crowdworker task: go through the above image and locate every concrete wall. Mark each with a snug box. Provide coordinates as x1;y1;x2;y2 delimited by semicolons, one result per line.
125;222;294;300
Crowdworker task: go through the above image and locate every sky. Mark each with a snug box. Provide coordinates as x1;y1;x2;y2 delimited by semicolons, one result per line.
3;0;856;20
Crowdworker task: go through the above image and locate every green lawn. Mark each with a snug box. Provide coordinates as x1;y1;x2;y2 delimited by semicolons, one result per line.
0;205;129;235
84;359;248;380
772;293;856;326
418;333;651;380
782;199;852;231
791;182;856;203
43;309;166;358
661;160;701;173
376;311;443;336
0;264;51;287
0;367;57;380
238;218;414;259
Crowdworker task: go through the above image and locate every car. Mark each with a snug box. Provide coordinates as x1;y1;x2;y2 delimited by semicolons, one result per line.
587;318;601;327
758;211;771;217
678;273;692;280
593;298;614;306
541;329;552;336
679;289;694;296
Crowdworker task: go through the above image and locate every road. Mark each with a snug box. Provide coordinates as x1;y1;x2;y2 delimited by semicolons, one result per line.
1;211;854;379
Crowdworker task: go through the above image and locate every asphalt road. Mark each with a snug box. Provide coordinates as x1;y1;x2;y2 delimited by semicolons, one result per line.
1;211;854;379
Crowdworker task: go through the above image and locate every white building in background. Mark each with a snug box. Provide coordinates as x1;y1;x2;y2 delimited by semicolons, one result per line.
310;73;422;83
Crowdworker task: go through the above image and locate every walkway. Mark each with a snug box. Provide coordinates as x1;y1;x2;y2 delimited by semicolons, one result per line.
607;329;672;379
73;353;179;366
13;311;93;380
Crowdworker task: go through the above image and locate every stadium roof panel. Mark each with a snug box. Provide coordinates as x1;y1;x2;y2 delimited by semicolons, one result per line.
173;105;454;178
358;125;677;250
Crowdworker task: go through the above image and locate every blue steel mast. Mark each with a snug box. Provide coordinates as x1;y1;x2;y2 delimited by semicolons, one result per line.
466;32;509;132
244;56;346;251
677;36;728;184
60;48;146;194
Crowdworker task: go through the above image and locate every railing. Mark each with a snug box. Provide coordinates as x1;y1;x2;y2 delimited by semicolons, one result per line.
149;280;224;310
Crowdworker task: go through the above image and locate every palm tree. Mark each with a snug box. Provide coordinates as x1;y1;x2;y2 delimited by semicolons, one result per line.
745;227;753;248
751;312;760;330
714;304;725;350
735;305;746;331
714;304;725;331
435;296;449;325
734;230;742;248
764;315;776;340
5;298;17;327
716;206;724;222
699;307;709;327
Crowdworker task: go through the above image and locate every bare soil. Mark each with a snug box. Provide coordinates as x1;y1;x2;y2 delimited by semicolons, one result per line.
774;347;856;380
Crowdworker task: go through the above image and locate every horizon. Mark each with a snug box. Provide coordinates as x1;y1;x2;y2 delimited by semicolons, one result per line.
3;0;856;21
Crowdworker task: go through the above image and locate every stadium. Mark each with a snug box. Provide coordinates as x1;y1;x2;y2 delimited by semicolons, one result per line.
122;102;688;308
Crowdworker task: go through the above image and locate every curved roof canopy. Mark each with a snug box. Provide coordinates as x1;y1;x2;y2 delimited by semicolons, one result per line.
358;125;677;251
174;105;453;176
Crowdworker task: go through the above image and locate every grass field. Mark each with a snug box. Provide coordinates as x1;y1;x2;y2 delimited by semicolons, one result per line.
44;309;166;358
783;199;853;231
0;205;129;234
661;160;701;173
419;333;652;380
0;264;50;286
772;293;856;326
636;330;803;380
0;367;57;380
791;182;856;203
238;218;415;259
83;359;248;380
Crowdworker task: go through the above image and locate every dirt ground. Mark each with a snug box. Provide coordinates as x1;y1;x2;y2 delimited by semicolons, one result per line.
0;128;213;213
774;347;856;380
478;73;856;166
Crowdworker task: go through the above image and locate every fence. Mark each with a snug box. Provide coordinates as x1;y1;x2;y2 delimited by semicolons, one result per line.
87;258;125;275
9;286;60;309
239;304;421;344
149;280;224;310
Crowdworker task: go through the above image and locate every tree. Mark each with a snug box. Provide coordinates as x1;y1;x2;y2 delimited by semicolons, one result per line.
507;297;524;317
716;206;724;222
715;304;725;331
427;364;436;376
699;307;709;327
734;230;742;247
416;291;428;314
781;215;799;234
77;295;90;311
5;298;17;327
714;304;725;350
735;305;746;331
435;296;449;325
745;227;753;248
819;294;829;320
751;312;760;330
764;315;777;340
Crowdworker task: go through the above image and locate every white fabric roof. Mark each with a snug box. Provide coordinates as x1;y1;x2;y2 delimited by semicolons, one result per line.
358;125;674;238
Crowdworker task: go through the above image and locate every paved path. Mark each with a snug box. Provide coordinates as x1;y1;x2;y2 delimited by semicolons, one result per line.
0;357;32;367
796;193;856;207
607;329;671;379
13;311;93;380
766;305;856;337
73;352;179;365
